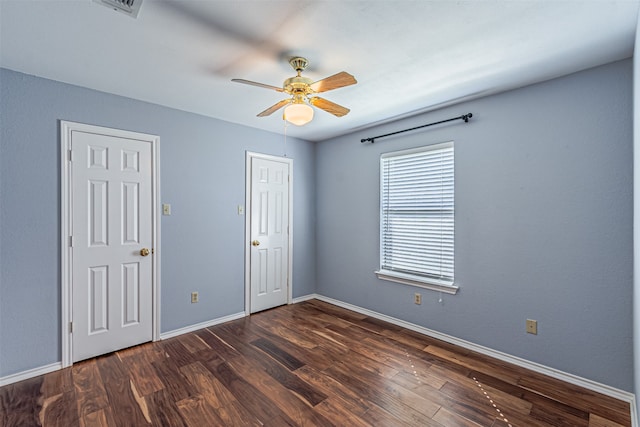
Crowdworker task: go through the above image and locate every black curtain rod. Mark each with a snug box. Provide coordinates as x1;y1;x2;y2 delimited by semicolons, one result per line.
360;113;473;144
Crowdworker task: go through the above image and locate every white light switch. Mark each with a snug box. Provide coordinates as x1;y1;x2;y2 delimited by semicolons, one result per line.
237;205;244;215
162;204;171;215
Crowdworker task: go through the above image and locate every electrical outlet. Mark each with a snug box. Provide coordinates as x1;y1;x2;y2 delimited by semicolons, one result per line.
414;293;422;305
191;291;199;303
526;319;537;335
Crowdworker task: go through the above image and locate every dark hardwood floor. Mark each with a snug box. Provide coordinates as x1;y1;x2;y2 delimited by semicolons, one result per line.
0;299;632;426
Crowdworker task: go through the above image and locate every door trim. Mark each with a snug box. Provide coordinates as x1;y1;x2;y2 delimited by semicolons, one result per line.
60;120;161;368
244;151;293;315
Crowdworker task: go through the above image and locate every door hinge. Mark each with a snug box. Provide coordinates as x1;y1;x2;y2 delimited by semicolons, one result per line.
68;150;73;162
69;322;73;333
69;236;73;247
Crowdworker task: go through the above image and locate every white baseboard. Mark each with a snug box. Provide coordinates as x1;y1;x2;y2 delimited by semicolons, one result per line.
305;294;637;426
0;362;62;387
292;293;319;304
159;311;246;340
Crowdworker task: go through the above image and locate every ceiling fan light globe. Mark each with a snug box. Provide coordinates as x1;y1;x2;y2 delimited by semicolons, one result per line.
284;103;314;126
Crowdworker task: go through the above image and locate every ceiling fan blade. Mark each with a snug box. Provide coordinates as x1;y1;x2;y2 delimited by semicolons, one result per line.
310;71;357;93
231;78;284;92
257;99;291;117
309;97;350;117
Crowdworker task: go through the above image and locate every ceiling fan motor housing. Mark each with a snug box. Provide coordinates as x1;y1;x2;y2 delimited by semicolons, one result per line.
283;76;314;95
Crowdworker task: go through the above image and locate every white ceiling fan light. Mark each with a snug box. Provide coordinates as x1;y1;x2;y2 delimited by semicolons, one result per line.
283;101;314;126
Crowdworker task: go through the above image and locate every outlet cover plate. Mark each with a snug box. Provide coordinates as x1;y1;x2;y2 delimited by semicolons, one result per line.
526;319;537;335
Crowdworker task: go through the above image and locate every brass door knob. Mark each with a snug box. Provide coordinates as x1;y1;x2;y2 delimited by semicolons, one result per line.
140;248;150;257
251;240;260;247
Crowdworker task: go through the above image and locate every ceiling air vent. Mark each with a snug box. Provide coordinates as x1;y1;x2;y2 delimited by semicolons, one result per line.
93;0;143;18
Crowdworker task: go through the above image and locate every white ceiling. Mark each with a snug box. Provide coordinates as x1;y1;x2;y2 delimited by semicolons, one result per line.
1;0;638;142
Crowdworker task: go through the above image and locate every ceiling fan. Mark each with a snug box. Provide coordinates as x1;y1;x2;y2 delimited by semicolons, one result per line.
232;57;357;126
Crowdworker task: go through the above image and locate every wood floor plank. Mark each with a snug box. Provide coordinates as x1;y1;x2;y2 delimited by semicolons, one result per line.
216;355;333;426
117;345;164;397
359;402;417;427
81;408;115;427
249;308;322;350
151;358;195;402
518;375;631;425
95;350;152;426
146;389;188;427
0;376;43;427
294;365;370;416
180;361;263;426
0;299;633;427
313;397;373;427
206;360;300;426
324;360;441;425
177;332;212;354
212;326;330;408
432;406;485;427
304;299;368;321
39;391;79;427
424;345;522;385
527;401;590;427
162;338;199;367
431;365;535;418
391;368;448;391
40;367;73;398
176;394;226;426
72;359;110;422
194;328;242;361
589;412;627;427
243;318;337;371
250;337;305;371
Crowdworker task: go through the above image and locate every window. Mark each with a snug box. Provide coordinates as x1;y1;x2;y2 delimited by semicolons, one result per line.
375;142;458;294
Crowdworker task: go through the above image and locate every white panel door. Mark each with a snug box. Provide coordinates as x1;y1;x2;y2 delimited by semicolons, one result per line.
250;157;290;313
71;130;153;362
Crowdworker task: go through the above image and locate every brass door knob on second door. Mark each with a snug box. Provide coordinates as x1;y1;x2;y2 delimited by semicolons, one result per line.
251;240;260;246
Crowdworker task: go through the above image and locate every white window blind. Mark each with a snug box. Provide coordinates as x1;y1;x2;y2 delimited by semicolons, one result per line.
379;142;454;287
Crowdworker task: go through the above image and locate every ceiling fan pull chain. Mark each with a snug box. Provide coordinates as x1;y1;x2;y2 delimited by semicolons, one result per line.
283;119;288;158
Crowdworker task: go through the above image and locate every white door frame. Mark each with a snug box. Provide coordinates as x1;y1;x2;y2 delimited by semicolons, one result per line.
60;120;161;368
245;151;293;315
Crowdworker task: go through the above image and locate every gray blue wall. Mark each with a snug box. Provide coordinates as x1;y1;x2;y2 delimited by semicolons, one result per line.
1;59;634;394
315;59;633;392
0;68;316;377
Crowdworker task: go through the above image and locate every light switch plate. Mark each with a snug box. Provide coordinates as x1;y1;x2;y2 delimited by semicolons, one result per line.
162;204;171;215
238;205;245;215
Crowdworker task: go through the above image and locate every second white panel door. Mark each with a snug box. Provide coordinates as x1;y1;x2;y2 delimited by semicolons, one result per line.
249;156;290;313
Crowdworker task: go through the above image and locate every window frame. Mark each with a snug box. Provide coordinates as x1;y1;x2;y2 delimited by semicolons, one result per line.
375;142;459;295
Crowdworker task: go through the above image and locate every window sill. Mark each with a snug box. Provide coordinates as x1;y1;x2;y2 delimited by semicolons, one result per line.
375;270;459;295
